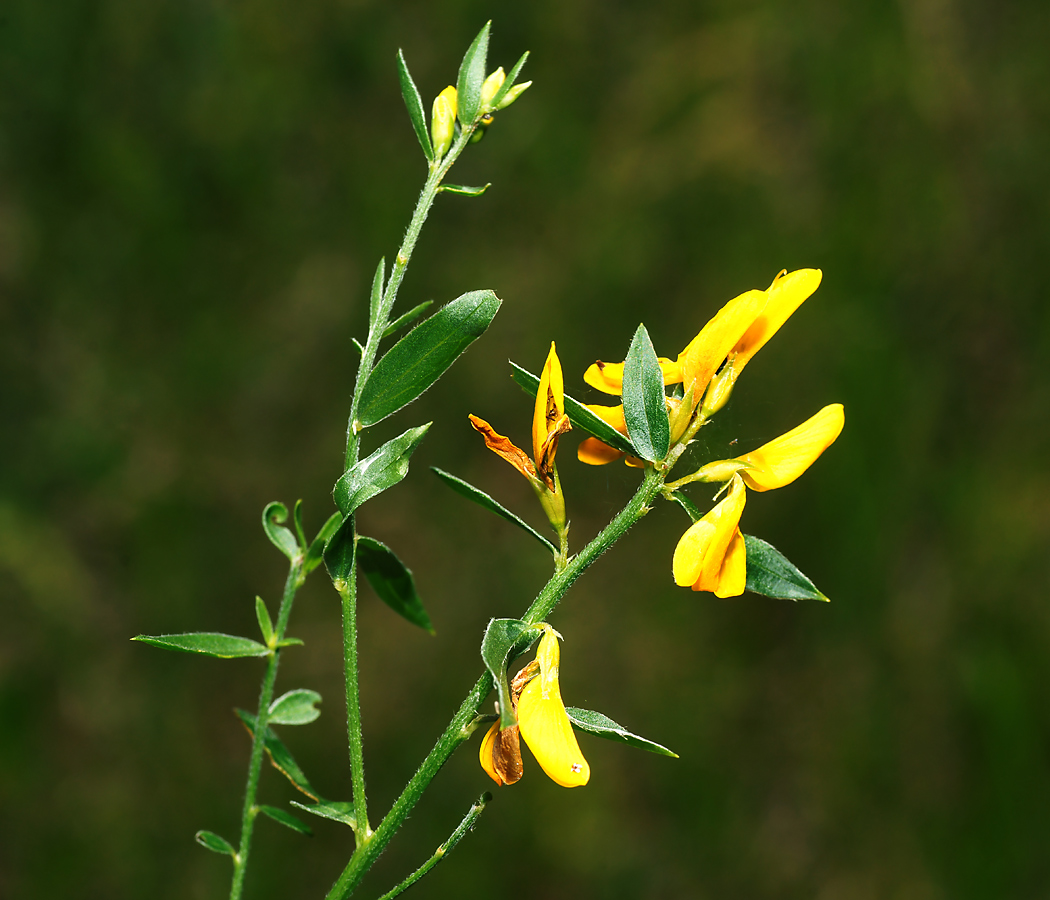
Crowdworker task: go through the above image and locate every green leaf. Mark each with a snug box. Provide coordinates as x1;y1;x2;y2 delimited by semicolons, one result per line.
383;301;433;338
332;424;431;516
132;633;269;658
744;535;829;601
292;499;308;550
431;467;556;555
276;637;304;648
480;618;539;729
255;597;274;646
440;183;490;197
305;511;342;575
269;689;322;725
489;51;529;109
510;362;638;456
369;258;386;331
456;21;491;126
668;491;702;522
621;324;670;461
357;536;435;633
565;707;679;758
290;800;357;829
358;290;500;427
323;514;355;585
195;830;236;857
396;50;434;161
257;805;312;836
262;502;301;561
236;709;323;801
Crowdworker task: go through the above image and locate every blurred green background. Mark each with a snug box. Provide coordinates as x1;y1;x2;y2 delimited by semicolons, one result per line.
3;0;1049;897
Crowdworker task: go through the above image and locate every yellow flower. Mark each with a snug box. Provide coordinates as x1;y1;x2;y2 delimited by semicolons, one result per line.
481;625;589;788
431;85;458;159
578;269;822;465
469;343;571;528
672;474;747;597
736;403;844;491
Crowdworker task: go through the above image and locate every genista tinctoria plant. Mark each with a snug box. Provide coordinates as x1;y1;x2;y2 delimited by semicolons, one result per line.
133;22;843;899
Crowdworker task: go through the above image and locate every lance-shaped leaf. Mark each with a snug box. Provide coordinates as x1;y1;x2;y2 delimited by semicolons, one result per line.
333;424;431;516
305;511;342;575
744;535;828;601
621;324;670;461
269;689;322;725
291;800;357;829
369;257;386;331
257;805;312;836
490;51;529;109
383;300;432;339
440;183;490;197
132;633;270;658
456;21;490;125
262;501;301;560
510;362;638;456
480;618;539;730
668;491;702;522
396;50;433;161
357;536;434;633
358;291;500;427
236;709;322;801
255;597;274;646
195;830;236;856
323;514;355;585
431;467;556;555
565;707;679;757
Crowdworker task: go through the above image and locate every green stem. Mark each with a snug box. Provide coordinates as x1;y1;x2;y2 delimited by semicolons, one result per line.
339;530;370;838
229;560;304;900
323;468;665;900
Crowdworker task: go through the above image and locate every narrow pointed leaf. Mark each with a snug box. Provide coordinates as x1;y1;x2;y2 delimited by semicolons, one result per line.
323;514;355;585
440;183;490;197
622;324;670;461
456;21;491;125
262;502;301;560
236;709;323;800
305;511;343;575
431;467;556;555
357;536;434;633
480;618;539;729
359;291;500;427
269;689;322;725
255;597;274;646
195;830;236;856
565;707;679;757
369;257;386;330
490;51;529;109
510;362;637;455
276;637;304;648
292;499;307;550
382;300;433;338
257;805;312;836
290;800;357;829
743;535;828;601
396;51;434;161
333;424;431;516
668;492;702;522
132;633;269;658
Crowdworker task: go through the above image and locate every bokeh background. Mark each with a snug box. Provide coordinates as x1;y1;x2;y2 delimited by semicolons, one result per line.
3;1;1049;897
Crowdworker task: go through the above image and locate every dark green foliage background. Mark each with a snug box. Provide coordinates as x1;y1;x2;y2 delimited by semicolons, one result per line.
2;1;1049;898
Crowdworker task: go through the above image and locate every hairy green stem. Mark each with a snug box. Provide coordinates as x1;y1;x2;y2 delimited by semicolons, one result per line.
323;468;665;899
339;531;370;838
229;560;304;900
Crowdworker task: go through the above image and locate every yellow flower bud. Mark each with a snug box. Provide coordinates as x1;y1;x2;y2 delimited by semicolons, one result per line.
431;85;458;159
495;81;532;110
480;67;505;108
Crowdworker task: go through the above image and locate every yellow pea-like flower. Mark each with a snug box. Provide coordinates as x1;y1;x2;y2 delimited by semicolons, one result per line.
516;627;590;788
431;85;458;159
736;404;844;492
672;474;747;597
